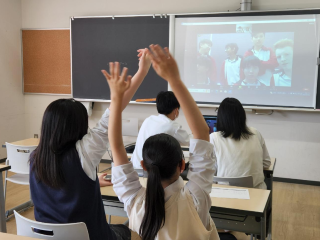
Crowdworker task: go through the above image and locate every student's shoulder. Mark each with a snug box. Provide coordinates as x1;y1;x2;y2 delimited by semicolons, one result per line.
249;127;263;138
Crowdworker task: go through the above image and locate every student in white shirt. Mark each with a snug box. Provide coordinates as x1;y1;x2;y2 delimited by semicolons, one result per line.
131;91;190;169
107;44;220;240
210;97;271;189
273;39;294;87
29;49;151;240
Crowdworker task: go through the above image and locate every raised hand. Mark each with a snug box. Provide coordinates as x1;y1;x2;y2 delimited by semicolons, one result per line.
137;48;152;74
101;62;132;99
145;44;180;83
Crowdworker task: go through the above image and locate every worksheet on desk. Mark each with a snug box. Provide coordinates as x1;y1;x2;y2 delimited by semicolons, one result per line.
210;187;250;200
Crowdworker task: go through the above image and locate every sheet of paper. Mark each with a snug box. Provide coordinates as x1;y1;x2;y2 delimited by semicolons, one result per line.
210;187;250;199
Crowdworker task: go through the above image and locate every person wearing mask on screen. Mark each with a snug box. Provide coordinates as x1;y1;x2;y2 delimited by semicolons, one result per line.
130;91;190;169
273;39;294;87
221;43;242;85
236;55;267;87
242;31;278;85
210;97;271;189
197;38;218;85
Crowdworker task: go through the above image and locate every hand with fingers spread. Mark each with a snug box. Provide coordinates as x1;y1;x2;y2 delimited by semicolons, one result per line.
137;48;152;75
101;62;132;100
145;44;181;83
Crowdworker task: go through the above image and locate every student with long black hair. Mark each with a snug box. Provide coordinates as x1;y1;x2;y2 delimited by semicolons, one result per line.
210;98;271;189
109;44;220;240
29;49;151;240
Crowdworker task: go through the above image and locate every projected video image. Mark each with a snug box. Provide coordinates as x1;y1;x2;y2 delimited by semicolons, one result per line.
196;32;294;88
206;119;217;134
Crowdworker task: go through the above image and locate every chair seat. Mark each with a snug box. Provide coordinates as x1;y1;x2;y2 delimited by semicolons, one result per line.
6;174;29;185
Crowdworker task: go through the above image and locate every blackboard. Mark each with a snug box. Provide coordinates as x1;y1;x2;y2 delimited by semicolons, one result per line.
71;16;169;100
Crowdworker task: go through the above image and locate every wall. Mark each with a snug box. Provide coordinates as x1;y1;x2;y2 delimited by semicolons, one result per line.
0;0;25;159
21;0;320;181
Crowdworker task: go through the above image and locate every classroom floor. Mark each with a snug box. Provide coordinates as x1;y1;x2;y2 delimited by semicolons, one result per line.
2;162;320;240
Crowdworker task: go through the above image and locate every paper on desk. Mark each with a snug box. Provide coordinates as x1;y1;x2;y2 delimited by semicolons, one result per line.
210;187;250;199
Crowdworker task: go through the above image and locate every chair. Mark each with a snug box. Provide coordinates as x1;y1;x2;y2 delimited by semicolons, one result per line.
4;143;37;218
213;176;254;188
14;211;89;240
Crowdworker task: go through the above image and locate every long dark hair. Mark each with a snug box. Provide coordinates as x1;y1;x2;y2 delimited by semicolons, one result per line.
31;99;88;189
139;134;183;240
217;98;253;140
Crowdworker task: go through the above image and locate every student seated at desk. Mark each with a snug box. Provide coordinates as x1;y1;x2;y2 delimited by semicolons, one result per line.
210;98;271;189
29;49;151;240
109;45;220;240
131;91;190;169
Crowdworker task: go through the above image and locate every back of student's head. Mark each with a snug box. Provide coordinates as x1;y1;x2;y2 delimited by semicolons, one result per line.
241;55;261;69
139;133;183;240
156;91;180;115
217;98;253;140
32;99;88;189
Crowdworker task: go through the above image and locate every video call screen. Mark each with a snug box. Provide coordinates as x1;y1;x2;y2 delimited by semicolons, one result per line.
174;14;320;108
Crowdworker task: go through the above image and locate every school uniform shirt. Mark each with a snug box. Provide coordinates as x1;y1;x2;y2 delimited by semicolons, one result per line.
221;56;242;85
131;114;190;169
273;71;291;87
197;53;219;85
235;79;267;87
30;108;117;240
112;139;220;240
210;127;271;189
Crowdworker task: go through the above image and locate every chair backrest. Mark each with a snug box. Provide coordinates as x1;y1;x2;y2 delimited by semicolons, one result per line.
213;176;254;188
6;143;37;174
14;211;90;240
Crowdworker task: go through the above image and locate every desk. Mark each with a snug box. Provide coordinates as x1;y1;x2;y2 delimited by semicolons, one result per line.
0;165;11;233
2;138;39;148
0;233;43;240
100;177;271;239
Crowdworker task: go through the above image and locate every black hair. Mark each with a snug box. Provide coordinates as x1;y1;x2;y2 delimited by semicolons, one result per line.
251;31;265;38
241;55;261;69
156;91;180;115
217;98;253;140
31;99;88;189
139;134;183;240
225;43;239;53
199;38;213;48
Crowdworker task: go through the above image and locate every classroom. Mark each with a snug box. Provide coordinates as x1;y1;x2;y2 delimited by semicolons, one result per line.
1;0;320;239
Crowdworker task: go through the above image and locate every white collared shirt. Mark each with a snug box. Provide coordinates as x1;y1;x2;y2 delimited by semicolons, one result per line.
131;114;190;169
112;139;216;229
210;127;271;189
273;72;291;87
75;108;110;180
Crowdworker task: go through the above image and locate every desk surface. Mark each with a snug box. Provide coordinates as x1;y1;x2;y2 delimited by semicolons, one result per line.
0;165;11;172
0;233;43;240
100;177;270;215
9;138;39;146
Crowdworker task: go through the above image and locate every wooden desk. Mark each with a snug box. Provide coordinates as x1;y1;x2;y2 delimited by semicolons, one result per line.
0;233;43;240
2;138;39;148
100;177;271;239
0;165;11;233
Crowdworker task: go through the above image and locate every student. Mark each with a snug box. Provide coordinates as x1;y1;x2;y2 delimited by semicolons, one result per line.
221;43;242;85
236;55;267;86
198;39;218;85
197;56;213;85
131;91;190;169
210;97;271;189
243;31;278;85
109;45;220;240
273;39;294;87
29;49;151;240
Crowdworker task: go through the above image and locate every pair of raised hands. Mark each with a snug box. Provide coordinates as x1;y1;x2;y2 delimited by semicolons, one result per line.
101;45;180;99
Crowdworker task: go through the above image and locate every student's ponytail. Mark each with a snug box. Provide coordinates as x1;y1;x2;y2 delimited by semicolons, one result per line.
139;133;183;240
139;164;165;240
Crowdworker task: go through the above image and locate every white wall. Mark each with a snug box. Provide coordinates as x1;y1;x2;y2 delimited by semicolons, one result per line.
21;0;320;181
0;0;24;159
